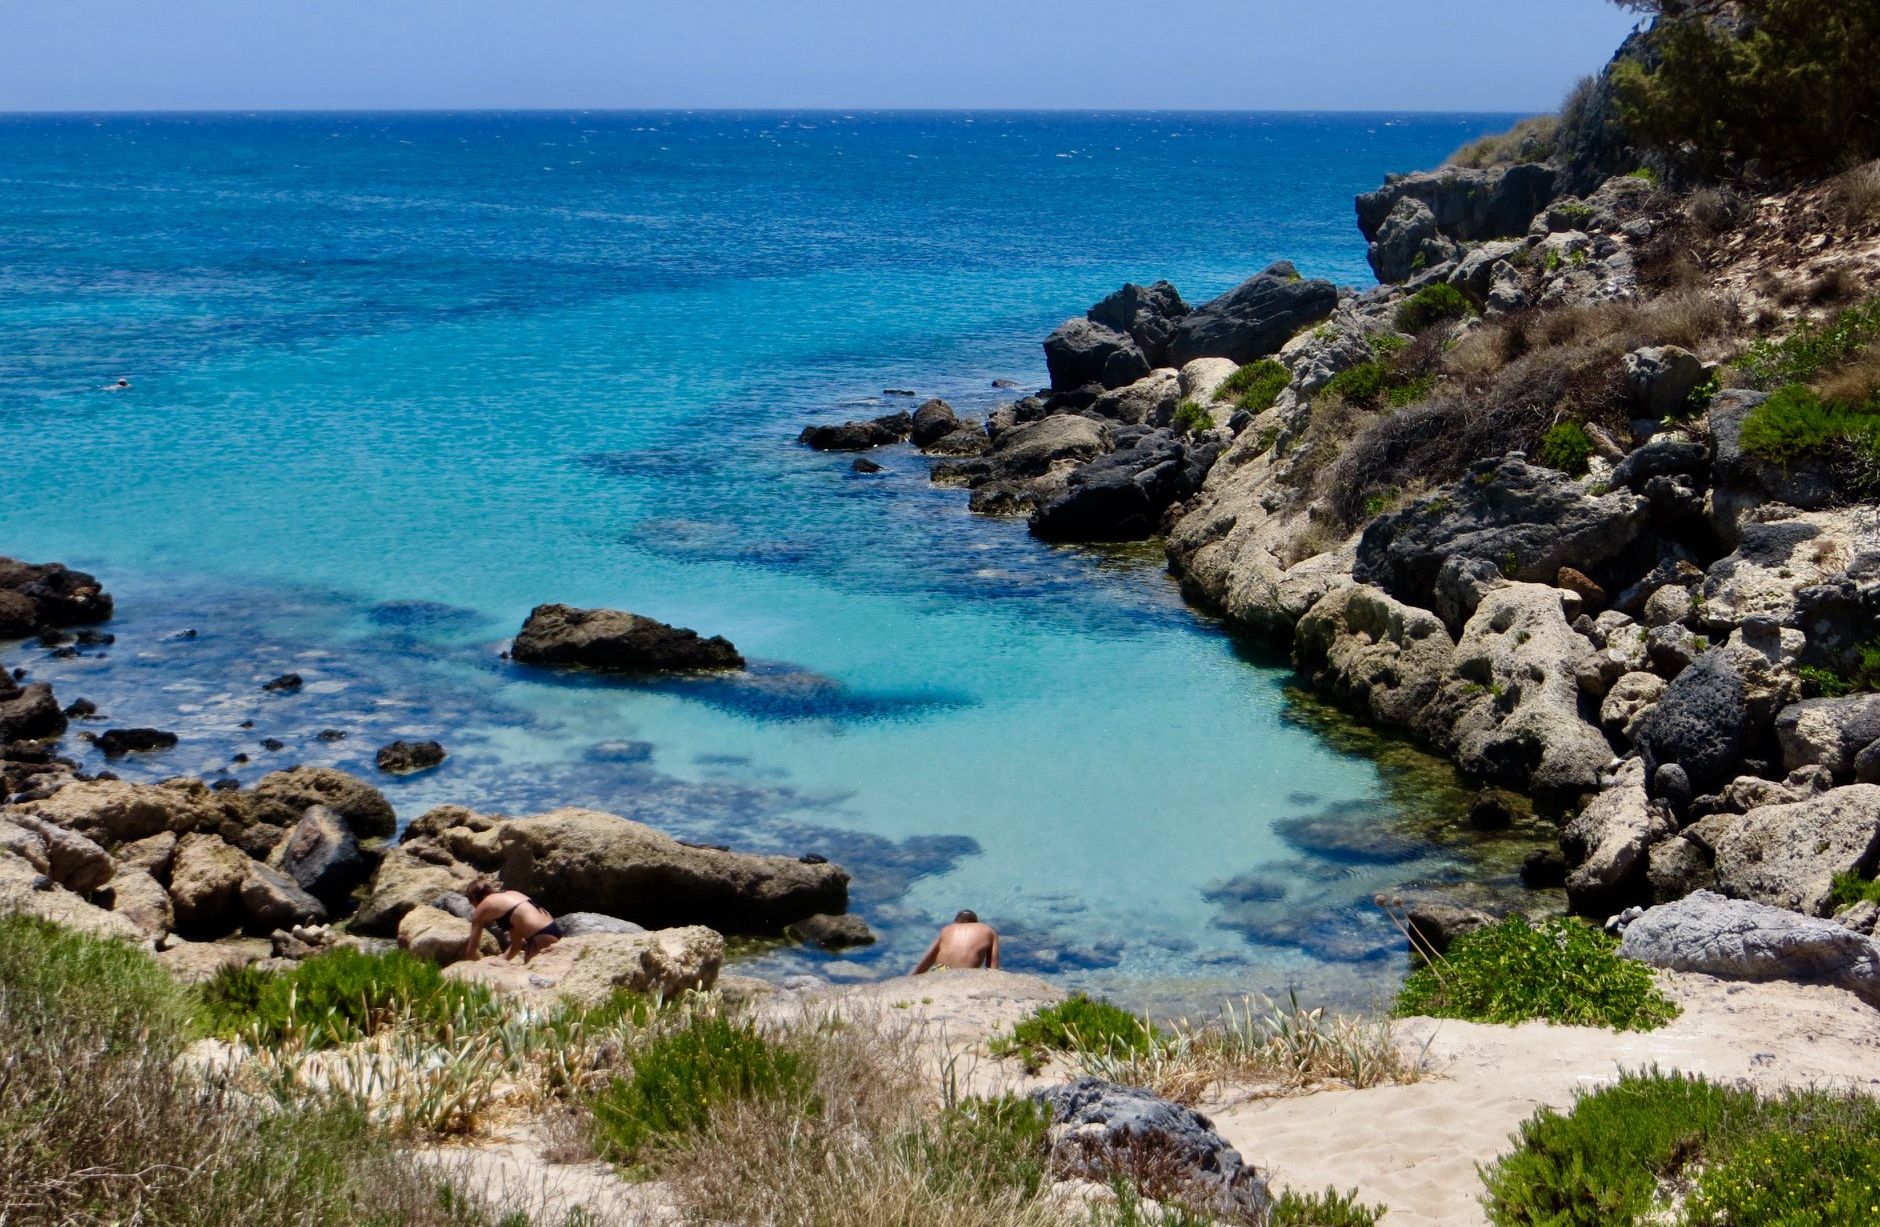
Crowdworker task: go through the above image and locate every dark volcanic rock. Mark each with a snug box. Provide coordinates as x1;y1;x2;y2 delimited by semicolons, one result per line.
1355;164;1557;248
850;457;883;474
1635;651;1749;797
798;412;913;452
95;727;178;758
1167;261;1338;366
1030;1079;1272;1221
1087;280;1191;368
1043;318;1150;392
0;680;67;742
1610;438;1710;492
0;556;114;630
909;398;961;447
262;673;304;692
512;604;743;672
376;739;447;775
274;805;371;907
1354;456;1649;617
1029;427;1223;543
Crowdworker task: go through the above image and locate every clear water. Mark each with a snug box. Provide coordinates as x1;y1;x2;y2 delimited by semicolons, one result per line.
0;111;1546;1008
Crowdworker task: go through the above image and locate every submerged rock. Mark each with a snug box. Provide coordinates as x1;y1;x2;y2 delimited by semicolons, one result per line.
376;738;447;775
512;603;744;673
0;679;66;743
798;412;913;452
785;911;877;950
94;727;178;758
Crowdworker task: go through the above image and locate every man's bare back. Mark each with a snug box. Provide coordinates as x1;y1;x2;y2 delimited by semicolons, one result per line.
913;911;999;973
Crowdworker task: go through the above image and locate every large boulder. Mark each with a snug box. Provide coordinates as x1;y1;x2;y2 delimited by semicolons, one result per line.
1708;391;1845;516
1029;428;1222;543
495;807;849;934
1622;347;1707;418
168;832;252;936
1775;696;1880;779
376;739;447;775
1353;457;1648;622
442;927;723;1003
512;604;743;673
1562;759;1673;915
0;855;141;941
985;414;1110;479
351;846;477;936
1417;585;1615;795
1043;318;1150;392
1;813;114;894
1708;785;1880;916
909;399;961;448
1088;369;1182;427
0;556;114;630
1293;584;1456;730
1356;164;1557;249
100;867;174;935
17;778;229;844
245;766;397;838
398;904;497;965
1367;196;1459;284
1634;650;1755;798
0;680;66;743
240;860;327;932
1619;890;1880;1006
1698;507;1874;623
271;805;371;907
1087;281;1191;368
1030;1078;1271;1221
1167;262;1338;367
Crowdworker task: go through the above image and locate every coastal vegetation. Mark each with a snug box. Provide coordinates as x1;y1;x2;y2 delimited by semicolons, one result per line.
1216;359;1292;414
1393;916;1679;1031
1481;1069;1880;1226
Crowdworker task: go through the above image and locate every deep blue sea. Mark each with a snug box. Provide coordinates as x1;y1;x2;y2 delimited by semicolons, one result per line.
0;111;1544;1009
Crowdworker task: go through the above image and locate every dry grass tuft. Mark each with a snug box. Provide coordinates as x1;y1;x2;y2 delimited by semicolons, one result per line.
1830;159;1880;226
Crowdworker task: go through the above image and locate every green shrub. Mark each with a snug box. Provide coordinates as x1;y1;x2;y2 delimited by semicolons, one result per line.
1393;916;1679;1031
1171;399;1217;435
1481;1070;1746;1226
1216;359;1291;413
197;946;498;1049
1482;1070;1880;1227
1828;871;1880;912
1610;0;1880;181
1321;361;1391;406
587;1008;815;1165
1271;1185;1387;1226
1536;421;1595;476
1799;639;1880;698
1393;284;1474;335
1736;297;1880;390
1386;373;1437;408
989;994;1154;1074
1737;385;1880;487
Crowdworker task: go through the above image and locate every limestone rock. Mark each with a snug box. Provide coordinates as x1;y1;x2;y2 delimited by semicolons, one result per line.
245;766;397;838
1167;261;1338;366
167;832;252;936
117;830;178;880
1178;358;1241;405
1356;164;1557;249
1709;785;1880;916
375;739;447;775
1620;890;1880;1006
442;927;724;1004
1029;427;1222;543
1700;508;1876;625
1088;369;1182;427
1623;346;1706;417
397;904;496;965
1563;759;1673;914
496;808;849;933
0;680;66;743
19;778;228;843
556;911;647;937
512;604;743;673
1293;584;1455;730
4;812;114;894
0;854;142;941
1367;196;1459;283
1600;671;1666;742
1776;695;1880;778
785;912;877;950
352;847;477;936
100;867;175;935
241;860;327;932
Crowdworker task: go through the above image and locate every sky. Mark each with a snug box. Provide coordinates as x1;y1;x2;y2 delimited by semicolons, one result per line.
0;1;1642;113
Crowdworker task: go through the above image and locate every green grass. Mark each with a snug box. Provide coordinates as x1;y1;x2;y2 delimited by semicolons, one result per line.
1737;298;1880;391
988;994;1155;1074
1737;386;1880;496
1828;871;1880;912
1322;360;1392;405
587;1007;816;1165
1171;399;1217;434
907;1095;1053;1202
1216;359;1291;413
1536;420;1595;476
1393;916;1679;1031
1481;1070;1880;1226
0;916;556;1226
197;946;501;1049
1393;283;1474;335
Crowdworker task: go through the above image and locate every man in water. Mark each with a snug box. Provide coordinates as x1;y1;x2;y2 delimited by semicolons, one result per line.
105;377;130;391
912;910;1000;973
461;878;564;963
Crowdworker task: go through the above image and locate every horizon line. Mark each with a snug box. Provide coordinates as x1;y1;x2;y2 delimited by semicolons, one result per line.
0;105;1539;119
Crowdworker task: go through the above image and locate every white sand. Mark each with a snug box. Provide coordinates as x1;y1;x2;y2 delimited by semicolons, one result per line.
1207;971;1880;1227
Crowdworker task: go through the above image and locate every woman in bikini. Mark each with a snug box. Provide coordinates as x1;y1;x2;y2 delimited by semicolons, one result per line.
461;879;564;963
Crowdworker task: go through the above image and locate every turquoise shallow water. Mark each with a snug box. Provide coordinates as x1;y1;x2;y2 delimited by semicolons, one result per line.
0;111;1539;1006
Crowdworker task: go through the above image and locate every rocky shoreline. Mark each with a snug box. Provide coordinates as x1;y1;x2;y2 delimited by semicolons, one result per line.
795;41;1880;978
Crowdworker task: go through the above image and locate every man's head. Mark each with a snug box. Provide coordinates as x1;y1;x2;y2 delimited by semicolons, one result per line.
953;909;978;925
465;879;497;905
